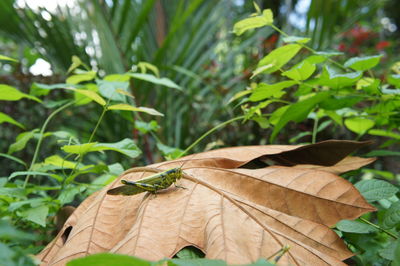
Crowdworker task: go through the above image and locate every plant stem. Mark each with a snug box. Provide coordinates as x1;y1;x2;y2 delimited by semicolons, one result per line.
312;115;319;144
178;115;245;158
24;101;76;188
360;217;398;240
88;105;108;143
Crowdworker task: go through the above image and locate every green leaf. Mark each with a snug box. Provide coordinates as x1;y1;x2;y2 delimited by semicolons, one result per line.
356;78;380;94
8;130;38;154
20;205;49;227
233;9;273;36
157;143;183;160
175;246;204;259
30;83;70;96
66;71;97;85
320;96;363;110
62;139;141;158
0;54;17;62
108;104;164;116
336;220;377;233
382;201;400;229
393;239;400;266
97;80;129;102
58;185;86;205
355;179;399;202
281;60;316;81
0;187;25;198
0;220;36;241
128;73;181;90
169;258;227;266
67;55;83;74
71;89;106;106
0;153;26;166
0;112;25;129
379;241;397;260
319;66;362;89
0;84;41;102
368;129;400;140
249;81;296;101
67;253;151;266
134;120;160;134
344;117;375;135
8;171;57;181
44;155;80;169
388;74;400;88
270;92;330;141
344;55;382;71
282;36;310;44
366;150;400;157
257;44;302;74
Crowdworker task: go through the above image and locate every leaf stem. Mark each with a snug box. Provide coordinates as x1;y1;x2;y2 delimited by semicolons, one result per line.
360;217;398;240
312;115;319;144
178;115;245;158
24;100;76;188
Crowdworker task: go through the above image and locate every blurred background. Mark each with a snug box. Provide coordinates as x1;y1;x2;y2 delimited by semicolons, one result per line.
0;0;399;173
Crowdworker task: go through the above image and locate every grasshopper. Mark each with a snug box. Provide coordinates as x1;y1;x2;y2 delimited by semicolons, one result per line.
107;167;185;196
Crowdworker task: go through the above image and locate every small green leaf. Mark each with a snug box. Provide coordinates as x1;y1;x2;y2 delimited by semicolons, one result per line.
0;112;25;129
0;84;41;102
282;36;310;44
388;74;400;88
366;150;400;157
44;155;80;169
108;104;164;116
393;239;400;266
58;185;86;205
0;54;17;62
281;60;316;81
67;253;151;266
356;78;380;94
8;130;38;154
258;44;302;74
97;80;129;102
134;120;160;134
233;9;273;36
249;81;296;101
368;129;400;140
67;55;83;74
61;143;98;156
128;73;181;90
72;89;106;106
336;220;377;233
228;89;252;103
66;71;97;85
379;241;397;260
175;246;205;259
344;55;382;71
320;96;363;111
270;92;330;141
0;153;26;166
355;179;399;202
169;258;227;266
20;205;49;227
344;117;375;135
157;143;183;160
8;171;56;181
319;66;362;89
382;201;400;229
30;83;70;96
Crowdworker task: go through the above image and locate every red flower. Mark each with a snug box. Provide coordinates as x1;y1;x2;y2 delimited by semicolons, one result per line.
376;41;390;50
338;42;346;51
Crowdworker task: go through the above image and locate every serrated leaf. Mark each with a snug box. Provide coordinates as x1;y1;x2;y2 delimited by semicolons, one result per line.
282;60;316;81
344;117;375;135
319;66;362;89
282;36;310;44
233;9;273;36
66;71;97;85
128;73;181;90
382;201;400;229
355;179;399;202
0;84;41;102
71;89;106;106
0;54;17;62
20;205;49;227
108;104;164;116
344;55;382;71
257;44;302;74
336;220;377;233
0;112;25;129
270;92;330;141
249;81;296;101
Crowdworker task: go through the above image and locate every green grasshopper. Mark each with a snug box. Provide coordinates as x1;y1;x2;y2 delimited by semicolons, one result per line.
106;167;185;196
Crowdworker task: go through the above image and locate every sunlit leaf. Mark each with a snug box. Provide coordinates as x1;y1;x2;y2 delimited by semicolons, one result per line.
97;80;129;102
344;55;382;71
344;117;375;135
233;9;273;36
128;73;181;90
67;253;151;266
0;84;41;102
0;112;25;129
249;81;296;101
257;44;302;74
108;104;164;116
318;66;362;89
66;71;97;85
0;54;17;62
71;89;106;106
8;130;38;154
281;60;316;81
282;36;310;44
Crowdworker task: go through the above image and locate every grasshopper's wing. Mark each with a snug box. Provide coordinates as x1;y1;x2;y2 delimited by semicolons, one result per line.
106;184;147;196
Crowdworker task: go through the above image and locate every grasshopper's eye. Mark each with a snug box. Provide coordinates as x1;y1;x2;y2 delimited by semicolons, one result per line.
121;180;129;185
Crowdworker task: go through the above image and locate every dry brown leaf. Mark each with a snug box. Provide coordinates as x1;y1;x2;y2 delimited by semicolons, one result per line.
37;141;375;265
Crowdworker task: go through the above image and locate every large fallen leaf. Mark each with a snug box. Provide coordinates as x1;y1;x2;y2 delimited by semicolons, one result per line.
37;140;375;265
